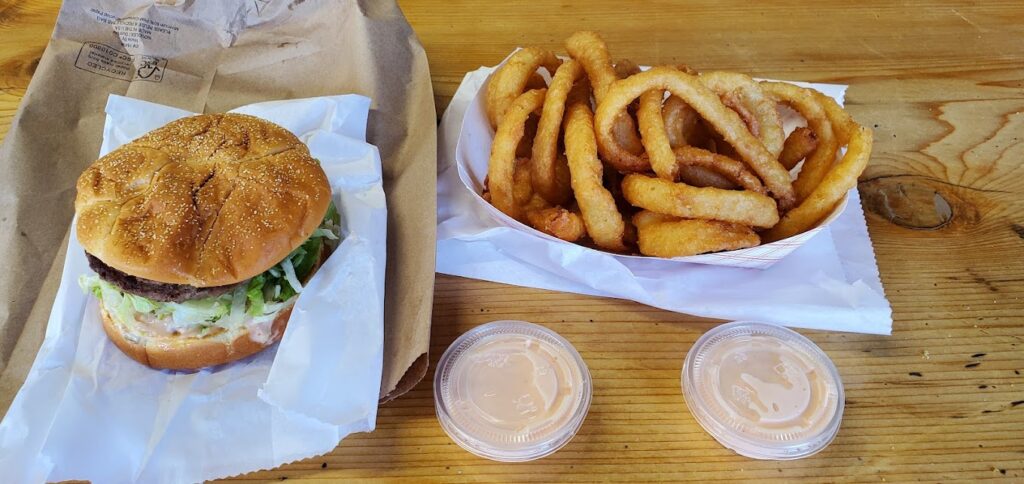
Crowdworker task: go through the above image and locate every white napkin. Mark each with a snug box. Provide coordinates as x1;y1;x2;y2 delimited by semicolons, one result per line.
0;94;387;483
436;66;892;335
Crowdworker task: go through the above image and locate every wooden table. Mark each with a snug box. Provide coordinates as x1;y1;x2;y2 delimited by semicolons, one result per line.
2;0;1023;481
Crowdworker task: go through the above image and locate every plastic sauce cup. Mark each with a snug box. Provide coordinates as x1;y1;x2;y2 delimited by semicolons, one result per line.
434;320;592;462
682;321;844;460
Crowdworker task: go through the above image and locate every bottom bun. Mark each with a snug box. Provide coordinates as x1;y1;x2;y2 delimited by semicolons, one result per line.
100;304;293;371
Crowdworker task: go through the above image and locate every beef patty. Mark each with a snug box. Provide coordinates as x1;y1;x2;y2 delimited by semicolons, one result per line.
86;252;246;303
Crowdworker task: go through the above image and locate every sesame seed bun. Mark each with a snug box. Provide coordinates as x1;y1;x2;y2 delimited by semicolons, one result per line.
75;113;331;287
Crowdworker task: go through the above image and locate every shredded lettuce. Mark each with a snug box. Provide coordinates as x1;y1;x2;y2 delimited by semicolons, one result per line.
246;276;266;317
167;295;232;329
81;201;342;333
222;285;248;329
311;228;338;240
79;275;235;331
281;257;304;294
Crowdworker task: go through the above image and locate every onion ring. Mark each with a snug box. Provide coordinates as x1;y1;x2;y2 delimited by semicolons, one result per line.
524;199;587;242
531;59;584;204
610;58;647;166
608;114;647;170
515;114;539;159
487;88;547;220
635;63;710;176
563;82;628;251
506;156;586;242
602;167;639;250
594;67;796;209
699;71;785;158
813;89;857;141
512;157;534;207
779;126;818;170
566;31;647;171
663;95;706;148
487;85;587;242
613;58;641;79
482;157;541;208
565;31;619;101
485;48;560;128
621;174;779;228
637;86;677;179
632;209;677;228
675;166;738;190
636;83;763;194
722;91;760;136
662;95;729;188
525;72;547;90
664;146;766;193
760;81;839;202
761;124;873;242
632;211;759;257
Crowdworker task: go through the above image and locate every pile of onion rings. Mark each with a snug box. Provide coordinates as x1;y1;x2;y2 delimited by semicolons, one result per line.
483;31;874;257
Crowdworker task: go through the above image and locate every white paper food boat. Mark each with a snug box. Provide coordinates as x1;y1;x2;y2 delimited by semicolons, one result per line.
454;60;849;270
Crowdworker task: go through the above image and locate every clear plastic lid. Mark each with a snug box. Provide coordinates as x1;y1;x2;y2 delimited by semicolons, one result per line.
434;320;592;462
682;321;844;460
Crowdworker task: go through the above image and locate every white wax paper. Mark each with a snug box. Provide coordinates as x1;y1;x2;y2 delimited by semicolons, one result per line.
0;94;387;483
436;65;892;335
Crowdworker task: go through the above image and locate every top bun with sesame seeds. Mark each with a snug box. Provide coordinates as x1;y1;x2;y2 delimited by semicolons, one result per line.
75;113;332;287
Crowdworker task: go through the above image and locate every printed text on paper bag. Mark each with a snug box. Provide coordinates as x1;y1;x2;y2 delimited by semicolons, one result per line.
74;43;167;83
90;8;180;50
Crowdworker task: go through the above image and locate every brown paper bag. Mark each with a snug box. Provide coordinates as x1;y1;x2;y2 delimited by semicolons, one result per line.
0;0;435;414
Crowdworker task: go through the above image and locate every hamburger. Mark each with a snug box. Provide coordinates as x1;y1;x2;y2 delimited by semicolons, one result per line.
75;113;339;370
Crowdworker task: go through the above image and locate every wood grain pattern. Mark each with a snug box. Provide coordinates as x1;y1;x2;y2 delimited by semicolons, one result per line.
2;0;1023;481
0;0;51;140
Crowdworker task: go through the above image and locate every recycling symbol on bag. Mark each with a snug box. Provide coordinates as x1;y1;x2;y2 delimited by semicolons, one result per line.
136;57;162;80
